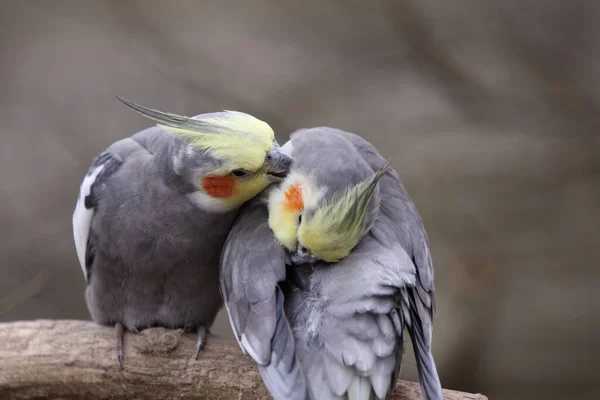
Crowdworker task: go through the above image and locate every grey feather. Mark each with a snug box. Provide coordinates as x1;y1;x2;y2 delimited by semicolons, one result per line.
348;376;372;400
369;353;399;399
220;197;310;400
323;354;355;396
342;130;442;399
75;126;234;338
258;287;309;400
75;96;292;369
220;127;442;400
405;288;443;400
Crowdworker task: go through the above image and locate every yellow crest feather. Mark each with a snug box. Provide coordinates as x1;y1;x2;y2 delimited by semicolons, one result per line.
298;163;392;262
117;97;275;172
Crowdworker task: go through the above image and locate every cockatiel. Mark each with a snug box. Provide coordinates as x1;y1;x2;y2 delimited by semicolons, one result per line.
220;127;443;400
72;97;292;368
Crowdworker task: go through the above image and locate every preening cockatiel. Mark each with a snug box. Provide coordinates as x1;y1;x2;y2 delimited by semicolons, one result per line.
72;97;292;368
220;127;443;400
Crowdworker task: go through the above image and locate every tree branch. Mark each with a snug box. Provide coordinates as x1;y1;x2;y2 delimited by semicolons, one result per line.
0;320;487;400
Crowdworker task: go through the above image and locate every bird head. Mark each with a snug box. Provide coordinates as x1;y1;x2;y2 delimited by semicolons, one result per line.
268;163;392;263
118;97;292;211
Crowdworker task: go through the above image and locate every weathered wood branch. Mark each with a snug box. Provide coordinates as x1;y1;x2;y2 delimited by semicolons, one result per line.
0;320;487;400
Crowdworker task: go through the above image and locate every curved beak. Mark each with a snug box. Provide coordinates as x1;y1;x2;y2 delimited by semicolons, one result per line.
290;245;318;265
265;141;293;182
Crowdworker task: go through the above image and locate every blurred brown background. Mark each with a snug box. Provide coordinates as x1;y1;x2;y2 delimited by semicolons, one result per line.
1;1;599;399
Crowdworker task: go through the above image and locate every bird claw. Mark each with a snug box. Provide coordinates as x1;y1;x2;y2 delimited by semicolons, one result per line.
194;326;207;360
115;323;125;369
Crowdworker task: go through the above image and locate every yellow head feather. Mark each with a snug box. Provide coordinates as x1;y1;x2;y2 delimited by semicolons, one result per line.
117;97;275;173
268;173;323;251
297;163;392;262
226;173;271;208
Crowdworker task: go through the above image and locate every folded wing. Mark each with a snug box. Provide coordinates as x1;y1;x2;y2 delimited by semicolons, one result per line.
220;195;309;400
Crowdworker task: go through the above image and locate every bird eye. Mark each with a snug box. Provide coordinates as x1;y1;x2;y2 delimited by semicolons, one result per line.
231;169;247;177
297;213;303;224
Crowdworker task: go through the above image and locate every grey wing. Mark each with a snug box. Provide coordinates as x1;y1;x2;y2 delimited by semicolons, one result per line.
219;195;309;400
295;237;416;400
342;131;442;399
342;130;435;300
72;151;123;282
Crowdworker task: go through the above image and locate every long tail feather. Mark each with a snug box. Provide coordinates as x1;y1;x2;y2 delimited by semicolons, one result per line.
406;290;443;400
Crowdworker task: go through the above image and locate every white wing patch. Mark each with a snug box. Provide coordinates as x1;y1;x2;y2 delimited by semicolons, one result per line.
72;164;105;281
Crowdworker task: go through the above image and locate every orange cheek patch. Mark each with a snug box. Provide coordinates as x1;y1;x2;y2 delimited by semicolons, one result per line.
283;183;304;212
201;175;236;198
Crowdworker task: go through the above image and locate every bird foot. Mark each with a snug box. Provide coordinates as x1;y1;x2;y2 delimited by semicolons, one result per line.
194;326;207;360
115;323;125;369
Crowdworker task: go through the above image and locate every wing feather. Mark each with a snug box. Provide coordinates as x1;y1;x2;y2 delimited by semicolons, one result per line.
342;131;443;399
287;128;441;399
220;196;309;400
72;152;122;282
291;238;415;400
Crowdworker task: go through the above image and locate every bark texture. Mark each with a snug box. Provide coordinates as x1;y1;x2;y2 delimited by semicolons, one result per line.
0;320;487;400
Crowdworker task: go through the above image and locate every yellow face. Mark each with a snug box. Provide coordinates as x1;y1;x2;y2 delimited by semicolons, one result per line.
174;111;282;209
199;169;272;209
268;175;308;251
117;99;287;210
268;165;390;263
267;173;326;249
268;175;354;262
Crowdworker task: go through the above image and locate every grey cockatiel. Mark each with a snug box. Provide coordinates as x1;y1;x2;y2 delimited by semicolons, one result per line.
220;127;443;400
72;97;292;368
